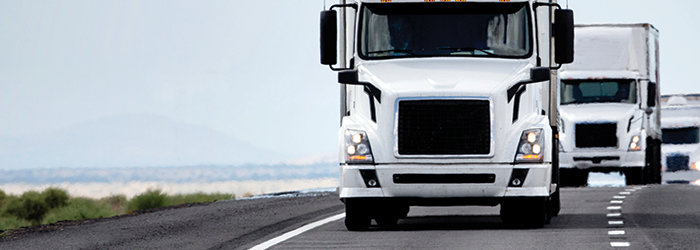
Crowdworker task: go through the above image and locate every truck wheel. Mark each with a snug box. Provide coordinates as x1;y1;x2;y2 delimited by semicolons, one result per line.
644;137;662;184
653;142;662;184
624;167;643;185
551;187;561;217
344;199;371;231
499;202;518;225
501;198;547;228
375;204;408;227
522;197;547;228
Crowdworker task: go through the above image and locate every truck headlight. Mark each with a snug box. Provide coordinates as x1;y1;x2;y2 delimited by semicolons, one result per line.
515;129;544;162
345;130;374;164
628;135;641;151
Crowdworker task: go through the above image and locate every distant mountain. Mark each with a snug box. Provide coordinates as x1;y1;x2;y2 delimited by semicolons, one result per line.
0;114;286;169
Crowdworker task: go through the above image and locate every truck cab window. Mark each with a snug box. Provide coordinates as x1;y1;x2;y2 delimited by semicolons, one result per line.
560;80;637;105
359;2;531;59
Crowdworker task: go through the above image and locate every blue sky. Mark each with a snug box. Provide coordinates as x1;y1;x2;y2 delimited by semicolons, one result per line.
1;0;698;160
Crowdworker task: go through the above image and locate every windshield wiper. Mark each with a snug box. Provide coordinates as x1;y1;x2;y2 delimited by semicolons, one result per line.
437;47;495;56
367;49;416;55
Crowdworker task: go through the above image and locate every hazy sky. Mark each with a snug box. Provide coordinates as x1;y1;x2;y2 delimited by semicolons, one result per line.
1;0;699;159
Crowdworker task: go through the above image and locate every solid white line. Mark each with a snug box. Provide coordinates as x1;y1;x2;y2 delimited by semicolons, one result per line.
608;230;625;235
607;213;622;217
249;213;346;250
611;242;631;247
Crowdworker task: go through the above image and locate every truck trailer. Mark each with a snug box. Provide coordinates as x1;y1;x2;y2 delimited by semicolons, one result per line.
558;23;662;186
320;0;574;230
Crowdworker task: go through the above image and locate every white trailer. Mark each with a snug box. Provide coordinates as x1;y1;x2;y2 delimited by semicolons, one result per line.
661;95;700;173
559;24;662;186
320;0;575;230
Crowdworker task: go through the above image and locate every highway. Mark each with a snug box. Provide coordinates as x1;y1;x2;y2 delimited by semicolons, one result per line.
2;177;700;249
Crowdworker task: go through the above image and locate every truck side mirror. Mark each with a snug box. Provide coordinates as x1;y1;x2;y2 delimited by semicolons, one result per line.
647;82;657;107
320;10;337;65
554;9;574;64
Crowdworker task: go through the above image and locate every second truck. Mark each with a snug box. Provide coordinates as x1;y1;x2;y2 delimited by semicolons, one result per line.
558;23;662;186
320;0;574;230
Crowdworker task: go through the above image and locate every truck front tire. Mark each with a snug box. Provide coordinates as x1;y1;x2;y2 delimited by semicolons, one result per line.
500;197;547;228
344;199;371;231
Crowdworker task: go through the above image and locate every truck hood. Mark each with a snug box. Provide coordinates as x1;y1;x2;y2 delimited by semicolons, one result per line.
358;58;531;97
560;103;639;124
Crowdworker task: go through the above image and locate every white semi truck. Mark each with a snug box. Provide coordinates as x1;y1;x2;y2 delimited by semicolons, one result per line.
661;95;700;173
320;0;574;230
558;24;662;186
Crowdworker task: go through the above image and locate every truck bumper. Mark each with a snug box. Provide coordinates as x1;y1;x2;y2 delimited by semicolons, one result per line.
338;163;552;202
559;150;644;170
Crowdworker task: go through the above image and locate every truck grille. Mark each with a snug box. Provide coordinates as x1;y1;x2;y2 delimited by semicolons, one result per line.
397;99;490;155
666;154;689;172
575;123;617;148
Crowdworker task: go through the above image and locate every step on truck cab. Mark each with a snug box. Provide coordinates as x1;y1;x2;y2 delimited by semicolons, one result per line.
558;24;662;186
320;0;574;230
661;95;700;173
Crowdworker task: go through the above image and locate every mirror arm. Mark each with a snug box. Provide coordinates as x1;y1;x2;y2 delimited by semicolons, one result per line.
328;3;357;10
338;70;382;103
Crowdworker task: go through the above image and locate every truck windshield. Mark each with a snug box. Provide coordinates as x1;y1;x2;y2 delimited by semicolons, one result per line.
663;127;700;145
560;80;637;105
358;2;531;59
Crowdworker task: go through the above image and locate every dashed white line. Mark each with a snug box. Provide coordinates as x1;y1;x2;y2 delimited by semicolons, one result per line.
619;191;631;195
611;200;624;204
607;206;622;210
613;196;626;199
608;220;624;225
249;213;346;250
607;213;622;217
611;242;631;247
608;230;625;236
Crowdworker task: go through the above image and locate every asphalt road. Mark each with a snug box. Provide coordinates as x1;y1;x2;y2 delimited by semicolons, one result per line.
2;183;700;249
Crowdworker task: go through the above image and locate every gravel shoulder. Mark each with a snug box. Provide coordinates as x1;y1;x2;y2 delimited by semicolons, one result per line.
0;191;343;250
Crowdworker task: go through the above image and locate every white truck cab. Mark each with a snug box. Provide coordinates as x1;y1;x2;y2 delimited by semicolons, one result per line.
661;95;700;173
320;0;574;230
558;24;662;186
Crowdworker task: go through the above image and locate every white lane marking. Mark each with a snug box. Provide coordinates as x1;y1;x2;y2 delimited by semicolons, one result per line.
619;191;631;195
609;220;624;225
249;213;346;250
607;206;622;210
607;213;622;217
611;200;624;204
608;230;625;236
625;189;636;192
611;242;631;247
613;196;626;199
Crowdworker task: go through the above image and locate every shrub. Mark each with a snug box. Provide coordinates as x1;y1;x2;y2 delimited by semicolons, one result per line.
100;194;127;214
43;197;115;224
0;189;6;206
167;192;234;206
3;191;49;226
42;187;69;209
127;189;166;212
